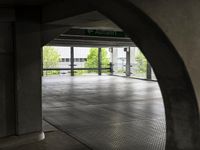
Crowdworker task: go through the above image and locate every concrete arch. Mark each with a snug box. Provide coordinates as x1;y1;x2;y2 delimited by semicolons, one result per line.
42;0;200;149
86;0;200;149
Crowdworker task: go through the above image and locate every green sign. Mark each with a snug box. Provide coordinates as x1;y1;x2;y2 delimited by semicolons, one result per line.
85;29;126;38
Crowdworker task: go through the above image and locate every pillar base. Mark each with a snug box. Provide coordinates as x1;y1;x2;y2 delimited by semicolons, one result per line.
0;132;45;149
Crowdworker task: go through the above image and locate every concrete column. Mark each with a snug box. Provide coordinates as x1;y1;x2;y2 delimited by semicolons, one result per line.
0;23;15;138
98;48;102;75
70;47;74;76
130;47;135;76
14;10;42;136
112;47;118;74
125;47;131;77
146;61;152;80
109;48;113;74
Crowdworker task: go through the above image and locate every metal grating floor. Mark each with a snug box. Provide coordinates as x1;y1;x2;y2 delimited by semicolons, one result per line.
42;76;166;150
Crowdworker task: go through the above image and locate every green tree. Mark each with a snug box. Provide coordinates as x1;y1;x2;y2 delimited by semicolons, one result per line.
84;48;110;73
43;46;60;76
135;50;147;73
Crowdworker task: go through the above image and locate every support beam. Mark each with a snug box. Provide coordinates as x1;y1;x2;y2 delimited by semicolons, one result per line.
125;47;131;77
70;47;74;76
0;8;15;22
110;48;114;75
14;11;42;135
146;61;152;80
112;47;118;75
42;0;93;23
0;23;15;138
130;47;135;75
98;48;102;75
41;24;70;46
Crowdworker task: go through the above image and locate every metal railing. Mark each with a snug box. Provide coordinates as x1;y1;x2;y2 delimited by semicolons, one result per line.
43;63;112;76
43;68;111;71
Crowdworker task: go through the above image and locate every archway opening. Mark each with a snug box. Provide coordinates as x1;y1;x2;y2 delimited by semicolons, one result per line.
41;13;166;150
41;0;200;149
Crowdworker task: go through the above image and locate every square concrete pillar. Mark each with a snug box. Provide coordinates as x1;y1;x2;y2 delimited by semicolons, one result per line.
112;47;118;74
70;47;74;76
98;48;102;76
0;23;15;138
125;47;131;77
146;61;152;80
14;21;42;135
130;47;136;75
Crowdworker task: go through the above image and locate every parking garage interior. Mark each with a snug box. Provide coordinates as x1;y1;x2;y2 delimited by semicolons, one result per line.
41;45;165;150
1;1;200;150
39;15;166;149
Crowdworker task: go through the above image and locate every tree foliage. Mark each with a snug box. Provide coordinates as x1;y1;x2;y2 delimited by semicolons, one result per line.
135;50;147;73
43;46;60;75
84;48;110;73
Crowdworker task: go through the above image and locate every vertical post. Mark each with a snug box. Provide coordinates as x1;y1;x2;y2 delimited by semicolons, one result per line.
125;47;131;77
70;47;74;76
41;48;44;77
109;47;114;75
130;47;135;76
112;47;118;75
146;61;152;80
110;62;113;75
98;48;102;75
0;23;15;138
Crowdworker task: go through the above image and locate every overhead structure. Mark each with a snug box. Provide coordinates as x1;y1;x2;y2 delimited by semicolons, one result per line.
0;0;199;150
48;29;135;47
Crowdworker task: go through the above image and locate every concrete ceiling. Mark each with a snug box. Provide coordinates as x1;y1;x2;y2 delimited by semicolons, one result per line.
0;0;53;5
1;0;127;45
49;11;122;31
0;0;119;31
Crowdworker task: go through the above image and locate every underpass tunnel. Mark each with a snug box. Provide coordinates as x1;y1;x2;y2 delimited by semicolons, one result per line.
0;0;200;150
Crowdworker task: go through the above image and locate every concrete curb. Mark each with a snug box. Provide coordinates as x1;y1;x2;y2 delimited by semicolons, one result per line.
0;132;45;149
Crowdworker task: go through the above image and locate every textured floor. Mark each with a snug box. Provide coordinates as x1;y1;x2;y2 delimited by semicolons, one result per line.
42;76;166;150
4;121;90;150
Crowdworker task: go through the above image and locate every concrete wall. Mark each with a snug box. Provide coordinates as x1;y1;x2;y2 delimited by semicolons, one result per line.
0;23;15;138
128;0;200;110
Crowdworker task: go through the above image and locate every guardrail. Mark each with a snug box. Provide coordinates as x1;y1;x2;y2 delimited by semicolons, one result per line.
43;68;111;71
